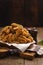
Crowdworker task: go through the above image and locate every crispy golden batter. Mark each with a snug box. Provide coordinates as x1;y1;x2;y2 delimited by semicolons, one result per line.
11;23;23;28
0;23;34;43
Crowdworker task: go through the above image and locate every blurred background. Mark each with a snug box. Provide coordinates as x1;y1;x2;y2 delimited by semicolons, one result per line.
0;0;43;27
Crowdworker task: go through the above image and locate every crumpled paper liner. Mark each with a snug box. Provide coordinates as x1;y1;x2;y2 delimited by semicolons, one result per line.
0;40;35;52
0;40;43;55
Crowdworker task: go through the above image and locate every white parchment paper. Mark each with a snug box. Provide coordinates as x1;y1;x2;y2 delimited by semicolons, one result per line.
0;40;35;52
0;40;43;55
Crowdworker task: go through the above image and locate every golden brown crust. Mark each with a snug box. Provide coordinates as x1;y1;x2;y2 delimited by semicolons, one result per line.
0;23;34;44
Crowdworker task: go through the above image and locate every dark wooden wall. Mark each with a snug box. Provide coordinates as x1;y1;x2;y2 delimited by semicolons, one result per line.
0;0;43;27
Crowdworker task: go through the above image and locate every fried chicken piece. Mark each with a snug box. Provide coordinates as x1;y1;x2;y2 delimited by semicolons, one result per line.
18;37;27;43
11;27;19;34
5;29;10;34
7;33;16;43
1;35;8;42
10;34;16;43
2;26;9;32
0;33;5;40
28;36;33;42
1;26;12;34
11;23;23;28
18;35;31;43
0;23;34;43
11;23;19;27
22;28;30;37
13;27;19;31
7;33;13;43
16;28;22;37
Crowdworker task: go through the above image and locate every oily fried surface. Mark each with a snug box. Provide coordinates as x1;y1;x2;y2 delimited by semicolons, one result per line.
0;23;34;44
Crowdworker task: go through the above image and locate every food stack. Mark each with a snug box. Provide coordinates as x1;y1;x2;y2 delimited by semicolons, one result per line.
0;23;36;59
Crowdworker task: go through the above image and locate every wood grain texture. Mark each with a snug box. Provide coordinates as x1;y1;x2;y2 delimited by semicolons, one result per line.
0;56;25;65
0;0;43;26
19;52;35;60
0;28;43;65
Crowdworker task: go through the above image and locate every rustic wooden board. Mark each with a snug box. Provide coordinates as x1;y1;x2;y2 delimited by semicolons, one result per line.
25;58;43;65
0;28;43;65
19;52;36;60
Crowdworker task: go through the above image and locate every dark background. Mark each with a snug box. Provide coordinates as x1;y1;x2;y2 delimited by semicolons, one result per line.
0;0;43;27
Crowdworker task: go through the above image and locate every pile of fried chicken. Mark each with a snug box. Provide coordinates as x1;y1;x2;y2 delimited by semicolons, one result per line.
0;23;34;44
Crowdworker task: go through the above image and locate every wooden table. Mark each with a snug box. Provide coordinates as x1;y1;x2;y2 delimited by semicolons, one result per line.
0;28;43;65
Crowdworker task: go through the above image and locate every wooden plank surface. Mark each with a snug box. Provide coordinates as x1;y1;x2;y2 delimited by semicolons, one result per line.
0;28;43;65
25;58;43;65
37;28;43;42
0;56;25;65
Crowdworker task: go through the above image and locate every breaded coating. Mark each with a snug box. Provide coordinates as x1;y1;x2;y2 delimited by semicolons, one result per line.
2;26;9;32
11;23;23;28
16;28;22;37
1;35;8;42
0;23;34;43
22;28;30;37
